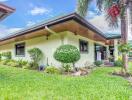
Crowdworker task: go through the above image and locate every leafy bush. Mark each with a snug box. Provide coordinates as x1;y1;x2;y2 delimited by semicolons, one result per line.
54;45;80;65
22;63;31;69
114;60;123;67
0;59;10;65
1;52;12;60
118;43;131;54
63;64;71;72
45;66;60;74
94;61;103;67
29;61;39;69
16;59;28;68
6;60;17;67
0;53;1;61
28;48;43;69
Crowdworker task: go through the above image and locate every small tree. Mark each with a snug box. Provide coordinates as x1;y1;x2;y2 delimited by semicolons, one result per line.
28;48;43;69
118;43;131;72
54;45;80;68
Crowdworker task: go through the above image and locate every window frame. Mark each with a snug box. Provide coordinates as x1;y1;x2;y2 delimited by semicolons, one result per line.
15;42;25;57
79;39;89;53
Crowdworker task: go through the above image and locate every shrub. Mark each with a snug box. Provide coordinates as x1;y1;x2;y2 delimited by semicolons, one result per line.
28;48;43;69
16;59;28;68
29;61;39;69
0;53;1;61
94;61;103;67
22;63;31;69
6;60;17;67
114;60;123;67
0;59;10;65
2;52;12;60
54;45;80;66
63;64;71;72
118;43;131;54
45;66;60;74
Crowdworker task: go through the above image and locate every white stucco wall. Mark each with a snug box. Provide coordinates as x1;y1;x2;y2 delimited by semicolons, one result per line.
0;33;64;67
65;32;107;67
0;31;107;67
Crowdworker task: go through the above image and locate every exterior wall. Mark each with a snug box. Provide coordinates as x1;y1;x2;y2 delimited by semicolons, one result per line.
65;32;107;67
114;39;119;61
0;31;107;67
0;32;66;67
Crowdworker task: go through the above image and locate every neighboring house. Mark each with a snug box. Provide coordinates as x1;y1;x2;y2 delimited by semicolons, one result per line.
0;13;121;67
0;3;14;21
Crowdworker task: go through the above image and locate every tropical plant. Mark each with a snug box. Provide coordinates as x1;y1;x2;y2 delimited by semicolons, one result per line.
94;61;103;67
76;0;132;72
2;51;12;60
16;59;28;68
28;48;43;69
118;43;131;54
0;53;1;61
114;60;123;67
45;66;60;74
76;0;92;17
63;64;72;73
54;45;80;67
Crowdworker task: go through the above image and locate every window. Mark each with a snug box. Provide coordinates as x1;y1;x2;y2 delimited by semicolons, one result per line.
79;39;88;53
15;43;25;56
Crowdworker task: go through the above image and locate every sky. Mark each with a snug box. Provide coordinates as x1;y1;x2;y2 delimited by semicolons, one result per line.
0;0;131;40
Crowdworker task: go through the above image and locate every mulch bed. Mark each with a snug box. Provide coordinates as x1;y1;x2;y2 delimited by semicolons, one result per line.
112;71;132;83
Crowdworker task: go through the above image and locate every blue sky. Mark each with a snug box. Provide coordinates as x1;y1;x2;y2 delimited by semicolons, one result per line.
0;0;131;40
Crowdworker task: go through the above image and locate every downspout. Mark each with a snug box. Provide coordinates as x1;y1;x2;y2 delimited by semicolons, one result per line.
45;26;57;35
45;26;58;66
44;26;64;67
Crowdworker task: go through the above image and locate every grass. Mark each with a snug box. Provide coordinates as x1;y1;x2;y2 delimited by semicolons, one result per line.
0;65;132;100
129;62;132;74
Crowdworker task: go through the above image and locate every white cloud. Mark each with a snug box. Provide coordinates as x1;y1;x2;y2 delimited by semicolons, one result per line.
30;7;51;16
26;21;36;26
0;25;22;39
0;0;8;2
87;11;97;19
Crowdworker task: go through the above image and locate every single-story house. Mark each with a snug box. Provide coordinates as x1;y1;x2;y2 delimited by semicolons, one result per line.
0;3;15;21
0;13;121;67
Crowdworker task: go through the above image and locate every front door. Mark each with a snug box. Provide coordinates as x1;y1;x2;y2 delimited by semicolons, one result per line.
94;44;107;61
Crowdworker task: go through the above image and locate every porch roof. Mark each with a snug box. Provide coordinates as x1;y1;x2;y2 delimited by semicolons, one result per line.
0;12;121;45
0;3;15;21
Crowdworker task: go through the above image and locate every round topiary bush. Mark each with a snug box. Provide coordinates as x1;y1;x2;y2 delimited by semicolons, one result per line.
54;45;80;64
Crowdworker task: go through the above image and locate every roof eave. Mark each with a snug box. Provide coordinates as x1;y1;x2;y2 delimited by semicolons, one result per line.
106;36;121;39
0;12;120;41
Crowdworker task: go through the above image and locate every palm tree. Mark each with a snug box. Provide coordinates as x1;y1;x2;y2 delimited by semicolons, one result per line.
76;0;131;72
76;0;92;17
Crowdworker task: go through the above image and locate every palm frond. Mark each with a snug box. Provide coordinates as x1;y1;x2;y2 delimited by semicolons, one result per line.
76;0;92;17
105;12;119;28
96;0;104;11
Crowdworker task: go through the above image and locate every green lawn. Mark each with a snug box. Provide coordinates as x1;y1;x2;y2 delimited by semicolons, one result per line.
0;65;132;100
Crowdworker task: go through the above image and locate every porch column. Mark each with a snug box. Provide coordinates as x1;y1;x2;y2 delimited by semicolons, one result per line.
106;45;110;60
114;39;118;61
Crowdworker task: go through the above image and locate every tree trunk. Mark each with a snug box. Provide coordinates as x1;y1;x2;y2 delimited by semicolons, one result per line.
121;4;128;72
